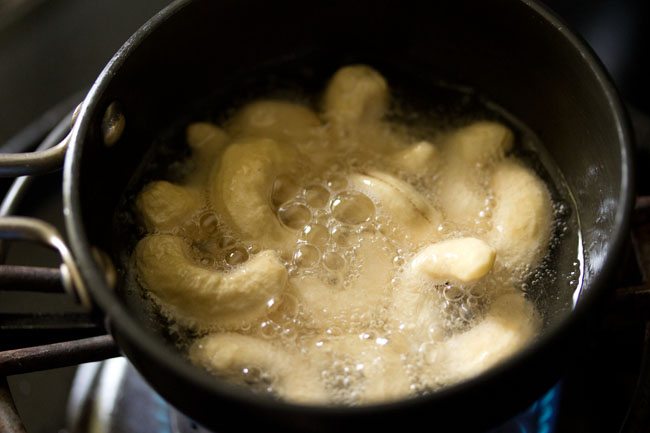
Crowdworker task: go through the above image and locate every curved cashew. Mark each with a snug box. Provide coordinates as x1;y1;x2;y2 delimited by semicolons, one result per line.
189;333;326;404
489;159;553;273
292;235;395;327
349;170;441;245
185;122;230;186
227;100;322;145
410;237;496;283
421;292;540;386
437;121;514;227
443;121;514;165
390;141;439;175
135;234;288;330
210;137;301;253
323;65;388;125
310;334;412;404
436;164;487;228
135;181;203;232
391;237;495;341
390;272;445;342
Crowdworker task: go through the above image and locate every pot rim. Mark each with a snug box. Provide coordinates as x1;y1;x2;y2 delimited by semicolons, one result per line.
63;0;635;420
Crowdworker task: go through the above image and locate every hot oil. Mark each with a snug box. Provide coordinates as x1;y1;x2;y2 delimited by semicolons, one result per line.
113;64;583;404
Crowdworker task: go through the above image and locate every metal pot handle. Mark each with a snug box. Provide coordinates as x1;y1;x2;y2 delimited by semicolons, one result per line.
0;104;113;352
0;217;90;309
0;104;80;178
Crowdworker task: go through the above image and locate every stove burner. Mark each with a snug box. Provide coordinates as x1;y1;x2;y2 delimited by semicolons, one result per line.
66;358;559;433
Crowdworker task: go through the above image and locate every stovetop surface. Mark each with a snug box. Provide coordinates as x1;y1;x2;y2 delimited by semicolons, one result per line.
1;1;649;432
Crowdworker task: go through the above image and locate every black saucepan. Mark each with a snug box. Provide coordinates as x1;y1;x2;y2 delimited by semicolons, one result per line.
0;0;634;432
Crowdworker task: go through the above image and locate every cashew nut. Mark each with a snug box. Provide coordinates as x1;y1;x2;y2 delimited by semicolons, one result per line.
310;334;412;404
189;333;327;404
135;234;288;330
227;100;322;145
410;237;496;283
390;272;445;342
185;122;229;186
210;137;301;253
292;235;395;327
489;159;553;273
437;121;514;226
349;170;441;245
444;121;514;165
421;292;540;386
390;140;439;175
391;238;495;342
323;65;389;125
135;181;203;232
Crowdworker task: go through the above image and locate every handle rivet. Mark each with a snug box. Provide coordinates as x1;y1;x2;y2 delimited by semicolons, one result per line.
101;102;125;147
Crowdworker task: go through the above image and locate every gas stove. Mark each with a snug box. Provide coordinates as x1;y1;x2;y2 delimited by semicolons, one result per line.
1;1;649;433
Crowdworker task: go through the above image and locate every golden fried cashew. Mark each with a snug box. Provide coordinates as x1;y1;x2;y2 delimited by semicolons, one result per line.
210;138;301;253
185;122;230;186
227;100;322;145
410;237;496;283
292;235;395;327
135;181;203;232
421;292;540;386
310;334;412;404
390;141;439;175
323;65;389;125
189;333;327;404
489;158;553;273
135;234;288;330
349;170;441;245
437;121;514;227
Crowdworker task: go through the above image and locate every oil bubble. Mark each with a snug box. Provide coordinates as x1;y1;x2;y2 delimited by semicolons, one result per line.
199;212;219;234
271;175;300;208
302;224;329;246
323;251;346;270
331;191;375;225
304;185;330;208
327;174;348;191
293;243;321;268
225;246;249;266
278;203;312;229
330;225;358;247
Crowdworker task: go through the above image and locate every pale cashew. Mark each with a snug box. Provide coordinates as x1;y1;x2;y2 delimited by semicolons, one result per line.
421;292;540;386
444;121;514;165
292;235;395;327
391;237;495;341
349;170;441;245
135;234;288;330
410;237;496;283
189;333;327;404
227;100;322;145
210;137;301;253
135;181;203;232
437;121;514;227
185;122;230;186
489;158;553;273
390;271;445;342
323;65;389;125
310;334;412;404
390;140;439;175
436;164;487;228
